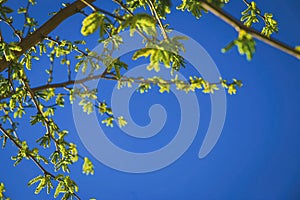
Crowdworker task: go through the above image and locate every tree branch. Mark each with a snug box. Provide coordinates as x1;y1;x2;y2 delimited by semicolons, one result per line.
0;125;81;200
0;125;53;177
80;0;123;20
0;0;96;73
32;74;116;92
199;0;300;59
146;0;169;40
0;73;116;101
0;16;22;42
113;0;134;15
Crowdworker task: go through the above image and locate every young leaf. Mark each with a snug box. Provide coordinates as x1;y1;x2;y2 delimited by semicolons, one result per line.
176;0;207;19
83;157;94;175
81;12;105;36
117;116;127;127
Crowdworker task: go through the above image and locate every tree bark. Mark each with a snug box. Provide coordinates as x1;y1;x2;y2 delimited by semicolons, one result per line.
0;0;96;72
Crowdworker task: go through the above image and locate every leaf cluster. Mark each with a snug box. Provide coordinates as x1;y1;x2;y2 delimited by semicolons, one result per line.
222;30;256;60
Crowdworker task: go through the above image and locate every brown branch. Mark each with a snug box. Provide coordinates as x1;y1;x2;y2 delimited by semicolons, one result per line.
32;74;116;92
0;73;115;101
0;0;96;73
199;0;300;59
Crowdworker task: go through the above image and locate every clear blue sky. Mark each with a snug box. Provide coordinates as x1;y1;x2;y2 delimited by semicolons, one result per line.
1;0;300;199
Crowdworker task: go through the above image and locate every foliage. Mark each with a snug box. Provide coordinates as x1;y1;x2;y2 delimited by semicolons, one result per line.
0;0;297;199
240;1;278;37
222;29;256;60
81;12;106;37
177;0;207;19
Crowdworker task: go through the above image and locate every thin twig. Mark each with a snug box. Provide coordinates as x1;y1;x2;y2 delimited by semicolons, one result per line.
242;0;264;19
1;108;19;138
80;0;124;20
47;57;54;84
113;0;134;15
112;0;156;42
66;55;71;81
32;73;115;92
199;0;300;59
21;1;31;38
23;77;83;199
79;0;96;12
146;0;169;40
21;2;30;35
0;72;113;101
21;77;60;153
0;17;22;41
0;125;53;176
45;36;88;56
0;125;81;200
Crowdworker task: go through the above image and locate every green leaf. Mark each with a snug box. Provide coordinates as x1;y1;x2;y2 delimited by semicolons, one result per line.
84;101;94;114
121;13;156;36
117;116;127;127
9;43;22;51
81;12;105;36
222;30;256;60
132;48;154;60
0;182;6;199
158;82;170;93
13;107;25;118
207;0;229;7
126;0;147;10
108;58;128;79
261;13;278;37
56;94;65;107
176;0;207;19
17;7;27;14
28;175;53;195
137;82;151;93
154;0;171;19
0;0;13;19
54;176;78;199
102;117;114;127
240;1;259;27
202;83;219;94
83;157;94;175
97;102;107;114
29;0;37;5
28;175;43;186
227;84;236;95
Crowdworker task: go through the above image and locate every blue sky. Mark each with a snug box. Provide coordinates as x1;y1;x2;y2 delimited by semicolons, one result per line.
1;0;300;199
